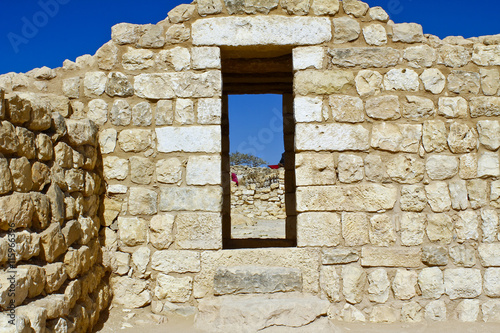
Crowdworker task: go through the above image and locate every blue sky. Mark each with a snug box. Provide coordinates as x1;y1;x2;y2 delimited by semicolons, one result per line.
0;0;499;163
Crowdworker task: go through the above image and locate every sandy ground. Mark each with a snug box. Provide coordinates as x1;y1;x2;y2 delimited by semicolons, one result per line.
232;219;286;239
94;305;500;333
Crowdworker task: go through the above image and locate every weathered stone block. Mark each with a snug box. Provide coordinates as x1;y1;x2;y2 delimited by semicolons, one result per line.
105;72;133;97
361;247;421;267
438;97;468;118
192;47;220;70
342;265;366;304
156;158;183;184
484;268;500;297
320;265;340;302
472;44;500;66
174;98;194;125
392;269;417;300
296;184;397;212
83;72;106;97
478;151;500;177
449;244;476;268
293;46;324;70
65;119;98;147
117;217;148;247
155;274;192;303
425;182;452;213
156;126;221;153
337;154;364;183
294;96;323;123
117;129;152;152
369;214;396;247
386;154;424;184
479;244;500;267
470;97;500;117
364;154;390;183
297;212;341;247
404;45;436;68
294;70;354;95
444;268;482;299
214;266;302;295
295;153;336;186
111;276;151;308
192;16;331;46
368;268;390;303
363;24;387;46
400;185;426;212
457;300;480;322
467;179;488;209
98;128;117;154
130;156;154;185
40;223;67;262
342;212;369;246
355;70;383;97
402;95;435;119
333;17;361;44
418;267;444;299
365;95;400;120
426;155;458;180
437;44;471;68
448;70;481;94
128;187;157;216
103;156;129;180
151;250;200;273
329;47;400;68
295;123;369;151
392;23;423;43
422;245;448;266
175;212;222;250
384;68;420;92
322;248;359;265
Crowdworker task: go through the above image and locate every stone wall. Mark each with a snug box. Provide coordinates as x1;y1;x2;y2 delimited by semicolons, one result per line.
0;91;110;332
230;166;286;220
0;0;499;330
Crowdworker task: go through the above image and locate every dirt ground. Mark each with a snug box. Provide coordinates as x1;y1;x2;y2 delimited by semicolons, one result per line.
94;305;500;333
232;218;286;239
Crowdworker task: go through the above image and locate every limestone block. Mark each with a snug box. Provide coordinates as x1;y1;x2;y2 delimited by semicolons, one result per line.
296;184;397;212
371;123;421;153
355;70;383;97
448;122;478;154
371;307;399;323
426;155;458;180
132;247;150;276
83;72;106;97
295;70;354;95
311;0;339;15
422;120;447;153
448;70;481;94
110;100;131;126
492;181;500;208
333;17;361;44
400;212;426;246
401;302;423;323
175;212;221;250
469;97;500;117
134;71;221;99
149;214;174;250
138;24;165;48
404;45;436;68
438;97;468;118
402;96;435;120
40;223;67;262
368;6;389;21
293;46;324;70
103;156;129;180
362;24;387;46
65;119;98;147
0;268;30;309
47;183;64;224
122;48;154;71
65;169;85;192
0;156;12;195
151;250;200;273
369;214;396;247
224;0;279;14
192;16;331;46
342;265;366;304
15;128;34;160
197;98;221;125
111;23;142;45
449;244;476;268
9;157;32;192
477;120;500;150
131;101;152;126
294;96;323;123
426;212;453;243
392;23;423;43
297;212;341;247
467;179;488;209
105;72;134;98
329;47;400;68
35;133;52;161
280;0;311;15
214;266;301;295
479;243;500;267
472;44;500;66
322;248;359;265
424;299;447;321
128;187;157;216
481;209;499;243
460;153;478;179
383;68;419;92
437;44;471;67
484;268;500;297
117;129;152;152
295;123;369;151
420;69;446;94
186;155;221;185
418;267;444;299
156;47;191;72
386;154;424;184
341;213;368;246
364;154;390;183
165;24;191;44
54;142;72;168
98;128;117;154
421;245;448;266
62;77;80;99
111;276;151;308
449;179;469;211
157;126;220;153
444;268;482;299
343;0;369;16
130;156;154;185
197;0;223;16
361;247;421;267
118;217;148;247
400;185;426;212
320;266;340;302
337;154;364;183
480;68;500;95
156;100;174;126
168;4;195;23
156;158;183;184
365;95;400;120
392;269;417;300
457;300;480;322
95;41;118;71
155;274;192;302
368;268;390;303
478;151;500;177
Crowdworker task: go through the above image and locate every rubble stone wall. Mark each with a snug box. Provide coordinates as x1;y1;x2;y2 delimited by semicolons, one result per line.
0;90;110;332
0;0;499;329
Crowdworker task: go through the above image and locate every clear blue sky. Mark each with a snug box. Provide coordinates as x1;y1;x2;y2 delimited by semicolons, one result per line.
0;0;498;164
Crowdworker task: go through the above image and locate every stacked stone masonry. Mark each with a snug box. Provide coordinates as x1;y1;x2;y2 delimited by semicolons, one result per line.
0;0;499;331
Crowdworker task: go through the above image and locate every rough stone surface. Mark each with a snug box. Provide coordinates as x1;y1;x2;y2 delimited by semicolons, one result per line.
444;268;482;299
297;212;341;247
175;212;222;249
295;153;336;186
392;269;417;300
294;70;354;95
418;267;444;299
342;265;366;304
156;126;220;153
333;17;361;44
329;47;400;68
361;247;421;267
295;123;369;151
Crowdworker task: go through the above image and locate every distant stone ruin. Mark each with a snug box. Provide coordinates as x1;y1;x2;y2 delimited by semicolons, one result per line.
1;0;500;331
